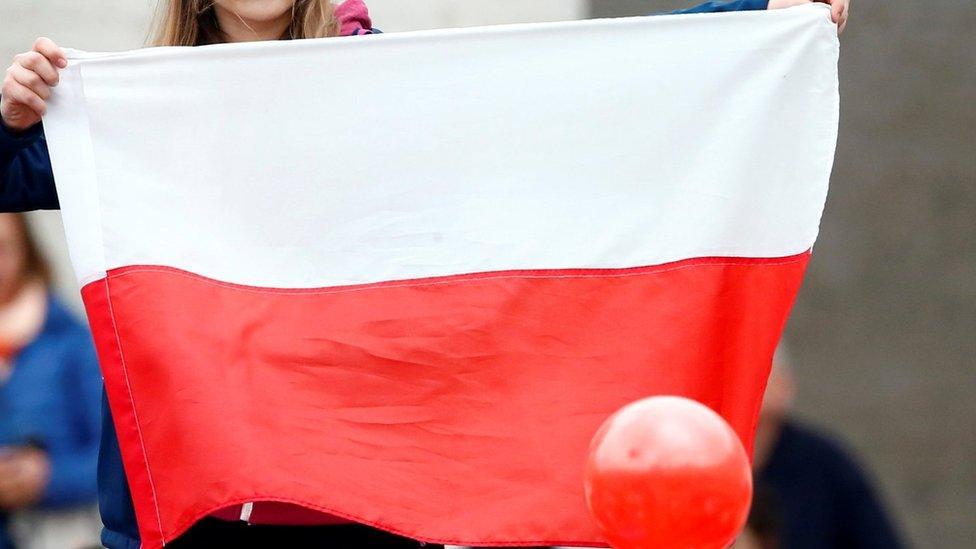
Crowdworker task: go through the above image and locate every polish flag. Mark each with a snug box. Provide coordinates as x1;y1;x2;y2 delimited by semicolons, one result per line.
44;7;838;548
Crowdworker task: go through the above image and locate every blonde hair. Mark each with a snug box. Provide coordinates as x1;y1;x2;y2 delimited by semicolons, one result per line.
152;0;340;47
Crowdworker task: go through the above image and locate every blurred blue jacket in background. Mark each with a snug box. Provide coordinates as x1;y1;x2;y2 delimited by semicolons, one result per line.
0;296;102;549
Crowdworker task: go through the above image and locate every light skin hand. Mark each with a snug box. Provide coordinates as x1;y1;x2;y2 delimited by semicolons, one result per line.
0;446;50;510
768;0;850;34
1;37;67;133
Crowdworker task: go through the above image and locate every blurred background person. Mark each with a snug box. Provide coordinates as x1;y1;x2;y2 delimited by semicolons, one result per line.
0;213;101;549
752;343;906;548
733;483;783;549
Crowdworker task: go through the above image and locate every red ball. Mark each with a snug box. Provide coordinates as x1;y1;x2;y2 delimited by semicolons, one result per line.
584;396;752;549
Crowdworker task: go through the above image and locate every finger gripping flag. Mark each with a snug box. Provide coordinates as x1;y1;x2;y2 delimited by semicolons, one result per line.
44;6;838;548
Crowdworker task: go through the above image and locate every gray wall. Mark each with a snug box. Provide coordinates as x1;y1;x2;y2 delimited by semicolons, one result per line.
592;2;974;547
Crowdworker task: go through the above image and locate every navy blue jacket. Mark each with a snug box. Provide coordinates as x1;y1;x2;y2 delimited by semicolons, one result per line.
0;296;102;549
0;123;58;212
759;421;906;549
0;2;770;547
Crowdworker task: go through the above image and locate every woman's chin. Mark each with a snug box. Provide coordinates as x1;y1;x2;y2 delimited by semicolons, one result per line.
215;0;295;23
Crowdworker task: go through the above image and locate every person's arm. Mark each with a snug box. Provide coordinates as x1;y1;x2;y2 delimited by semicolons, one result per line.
1;37;66;213
0;122;59;212
672;0;850;34
672;0;768;14
39;332;102;507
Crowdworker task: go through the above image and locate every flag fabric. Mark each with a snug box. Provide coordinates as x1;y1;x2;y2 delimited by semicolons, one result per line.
43;6;838;548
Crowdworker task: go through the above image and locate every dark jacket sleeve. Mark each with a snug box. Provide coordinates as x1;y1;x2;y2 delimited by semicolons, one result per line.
672;0;769;14
0;120;59;212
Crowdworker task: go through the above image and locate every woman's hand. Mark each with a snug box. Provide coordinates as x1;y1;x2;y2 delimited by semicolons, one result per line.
1;38;67;133
768;0;850;34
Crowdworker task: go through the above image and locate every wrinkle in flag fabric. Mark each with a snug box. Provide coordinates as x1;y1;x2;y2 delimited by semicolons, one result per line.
43;6;839;547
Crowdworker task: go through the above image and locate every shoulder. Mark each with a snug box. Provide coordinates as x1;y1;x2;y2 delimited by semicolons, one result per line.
16;295;94;375
780;420;866;474
336;0;379;36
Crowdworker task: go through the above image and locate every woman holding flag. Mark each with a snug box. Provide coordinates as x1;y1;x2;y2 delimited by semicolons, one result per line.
1;0;849;547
